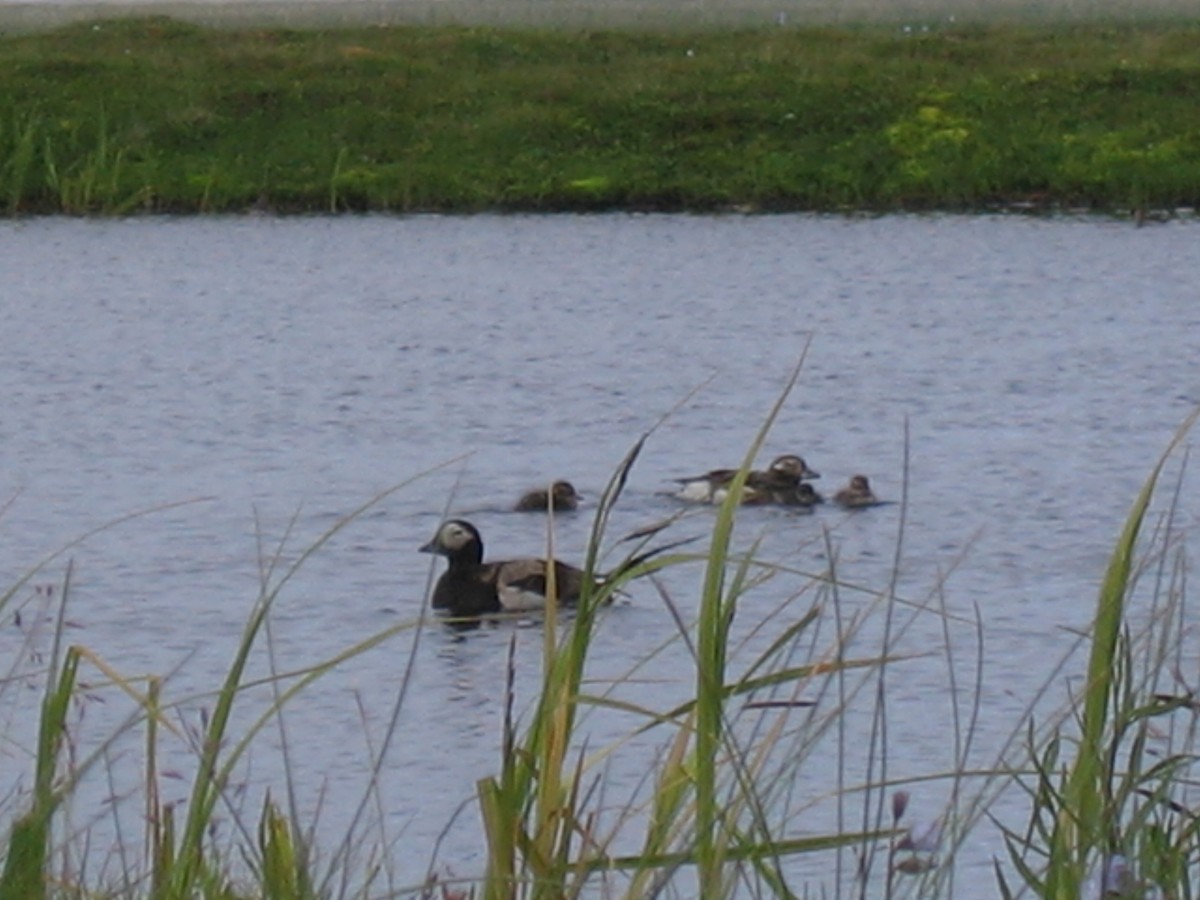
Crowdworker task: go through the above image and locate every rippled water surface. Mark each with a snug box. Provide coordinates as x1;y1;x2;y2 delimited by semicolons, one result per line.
2;213;1198;895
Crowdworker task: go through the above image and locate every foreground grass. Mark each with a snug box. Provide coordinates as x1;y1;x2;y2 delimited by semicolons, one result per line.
1;398;1198;897
1;16;1200;215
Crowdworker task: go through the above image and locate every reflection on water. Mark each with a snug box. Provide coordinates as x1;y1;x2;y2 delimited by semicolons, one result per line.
1;213;1197;894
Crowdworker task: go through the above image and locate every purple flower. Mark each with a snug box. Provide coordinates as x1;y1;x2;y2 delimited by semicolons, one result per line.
891;791;910;822
1100;855;1136;897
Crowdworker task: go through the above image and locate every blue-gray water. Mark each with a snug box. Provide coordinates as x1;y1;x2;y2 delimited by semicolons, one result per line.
4;0;1196;35
2;213;1197;896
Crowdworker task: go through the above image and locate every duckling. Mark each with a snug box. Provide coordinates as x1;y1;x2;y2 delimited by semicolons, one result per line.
833;474;879;509
420;519;589;617
770;481;825;507
513;480;581;512
674;454;820;504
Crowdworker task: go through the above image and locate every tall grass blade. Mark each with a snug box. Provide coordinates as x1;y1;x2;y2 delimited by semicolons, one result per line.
258;794;316;900
692;353;807;899
5;112;40;215
0;563;79;900
1045;407;1199;897
163;473;441;896
480;636;520;899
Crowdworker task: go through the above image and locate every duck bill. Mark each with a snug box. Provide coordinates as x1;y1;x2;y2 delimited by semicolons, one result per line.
419;539;439;554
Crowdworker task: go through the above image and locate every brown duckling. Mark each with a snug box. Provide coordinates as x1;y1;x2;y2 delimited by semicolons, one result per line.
833;474;879;509
767;481;825;507
514;480;581;512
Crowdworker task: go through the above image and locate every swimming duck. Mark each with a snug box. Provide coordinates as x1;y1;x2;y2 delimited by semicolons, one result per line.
513;480;581;512
420;519;589;617
833;474;879;509
673;454;820;504
745;455;820;492
421;518;690;618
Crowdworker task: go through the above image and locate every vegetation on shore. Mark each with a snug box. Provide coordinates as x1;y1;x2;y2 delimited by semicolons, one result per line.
1;16;1199;215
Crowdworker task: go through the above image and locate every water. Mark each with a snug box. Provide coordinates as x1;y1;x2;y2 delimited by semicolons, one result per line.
4;0;1196;35
1;213;1197;896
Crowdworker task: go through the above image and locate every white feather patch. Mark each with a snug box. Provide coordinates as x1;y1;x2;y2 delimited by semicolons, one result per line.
675;480;715;502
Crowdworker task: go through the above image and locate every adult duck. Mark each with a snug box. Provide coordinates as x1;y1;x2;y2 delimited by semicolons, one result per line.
672;454;820;504
420;519;691;618
420;519;587;617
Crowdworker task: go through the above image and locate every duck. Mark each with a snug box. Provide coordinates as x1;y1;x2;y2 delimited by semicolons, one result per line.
513;480;581;512
833;474;879;509
673;454;820;505
420;519;589;617
421;518;691;619
422;520;633;619
745;454;821;491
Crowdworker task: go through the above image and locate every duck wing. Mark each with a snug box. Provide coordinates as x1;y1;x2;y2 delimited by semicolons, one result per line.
673;467;738;486
495;558;587;611
746;468;790;490
671;467;740;502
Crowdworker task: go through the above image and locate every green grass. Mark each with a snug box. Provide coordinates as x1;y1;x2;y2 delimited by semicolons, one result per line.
993;409;1200;900
2;397;1199;898
1;16;1200;214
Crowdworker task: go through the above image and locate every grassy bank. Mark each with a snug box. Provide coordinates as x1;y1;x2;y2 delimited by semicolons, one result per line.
1;16;1199;215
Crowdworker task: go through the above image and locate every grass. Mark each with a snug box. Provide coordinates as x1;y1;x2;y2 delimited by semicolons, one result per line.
1;16;1200;215
2;394;1199;898
994;410;1200;899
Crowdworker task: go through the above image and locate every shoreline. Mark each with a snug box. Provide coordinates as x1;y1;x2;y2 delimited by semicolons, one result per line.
1;0;1198;33
3;17;1199;216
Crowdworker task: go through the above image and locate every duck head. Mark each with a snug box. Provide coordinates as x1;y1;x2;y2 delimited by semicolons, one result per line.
551;480;580;506
796;483;823;503
420;519;484;564
768;454;820;480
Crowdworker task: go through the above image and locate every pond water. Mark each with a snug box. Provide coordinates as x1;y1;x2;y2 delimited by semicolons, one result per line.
1;212;1197;896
